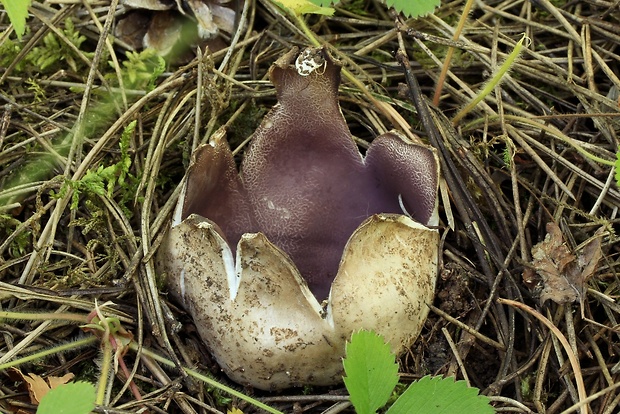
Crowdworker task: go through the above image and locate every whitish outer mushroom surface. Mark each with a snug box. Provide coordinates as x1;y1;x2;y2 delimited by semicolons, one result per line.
157;47;440;390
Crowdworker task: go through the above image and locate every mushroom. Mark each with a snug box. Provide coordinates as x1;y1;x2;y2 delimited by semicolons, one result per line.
115;0;238;55
157;47;440;390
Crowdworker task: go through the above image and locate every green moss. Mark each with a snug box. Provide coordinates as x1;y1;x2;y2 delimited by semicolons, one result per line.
29;18;93;73
0;214;32;258
0;38;23;69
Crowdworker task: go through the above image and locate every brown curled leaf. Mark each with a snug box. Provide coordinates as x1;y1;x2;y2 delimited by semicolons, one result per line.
8;368;74;404
531;222;604;305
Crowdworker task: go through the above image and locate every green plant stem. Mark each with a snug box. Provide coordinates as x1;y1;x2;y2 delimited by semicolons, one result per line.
452;34;527;125
0;336;98;371
129;342;284;414
465;114;615;166
293;11;321;48
432;0;476;106
0;310;88;323
96;337;113;405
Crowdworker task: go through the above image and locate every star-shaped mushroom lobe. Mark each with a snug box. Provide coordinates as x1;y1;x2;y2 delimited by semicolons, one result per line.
160;47;441;390
181;48;438;300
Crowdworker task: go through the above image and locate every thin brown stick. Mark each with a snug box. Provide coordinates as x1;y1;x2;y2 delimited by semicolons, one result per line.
498;298;587;414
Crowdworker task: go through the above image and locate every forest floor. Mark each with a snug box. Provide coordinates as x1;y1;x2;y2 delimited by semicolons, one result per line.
1;0;620;413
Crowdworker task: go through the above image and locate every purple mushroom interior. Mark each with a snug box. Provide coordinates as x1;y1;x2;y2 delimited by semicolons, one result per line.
182;49;438;301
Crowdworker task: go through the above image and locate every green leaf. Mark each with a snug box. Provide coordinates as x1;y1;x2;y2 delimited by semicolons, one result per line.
1;0;31;40
385;0;440;18
307;0;335;5
386;376;494;414
37;381;96;414
614;150;620;188
307;0;439;18
273;0;335;16
343;330;399;414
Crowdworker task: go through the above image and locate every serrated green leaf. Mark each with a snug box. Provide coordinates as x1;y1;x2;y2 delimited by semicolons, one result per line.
386;376;494;414
37;381;96;414
343;330;399;414
273;0;335;16
1;0;31;40
385;0;440;18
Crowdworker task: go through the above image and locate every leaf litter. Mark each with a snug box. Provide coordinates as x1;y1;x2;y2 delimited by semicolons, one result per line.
531;222;604;307
1;0;620;413
6;367;74;405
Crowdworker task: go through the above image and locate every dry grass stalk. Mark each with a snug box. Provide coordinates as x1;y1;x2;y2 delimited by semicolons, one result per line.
1;0;619;412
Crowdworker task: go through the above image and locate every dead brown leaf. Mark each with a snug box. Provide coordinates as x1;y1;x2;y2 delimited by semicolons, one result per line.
9;368;75;405
530;222;604;306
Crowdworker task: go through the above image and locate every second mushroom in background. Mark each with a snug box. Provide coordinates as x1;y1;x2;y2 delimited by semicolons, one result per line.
115;0;238;56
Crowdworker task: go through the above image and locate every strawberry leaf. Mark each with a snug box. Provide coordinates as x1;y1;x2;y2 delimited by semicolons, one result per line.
37;381;96;414
386;376;495;414
0;0;31;40
343;330;399;414
385;0;440;17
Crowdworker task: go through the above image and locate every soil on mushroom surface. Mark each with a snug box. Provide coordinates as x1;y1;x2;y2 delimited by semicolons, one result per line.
1;0;619;413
